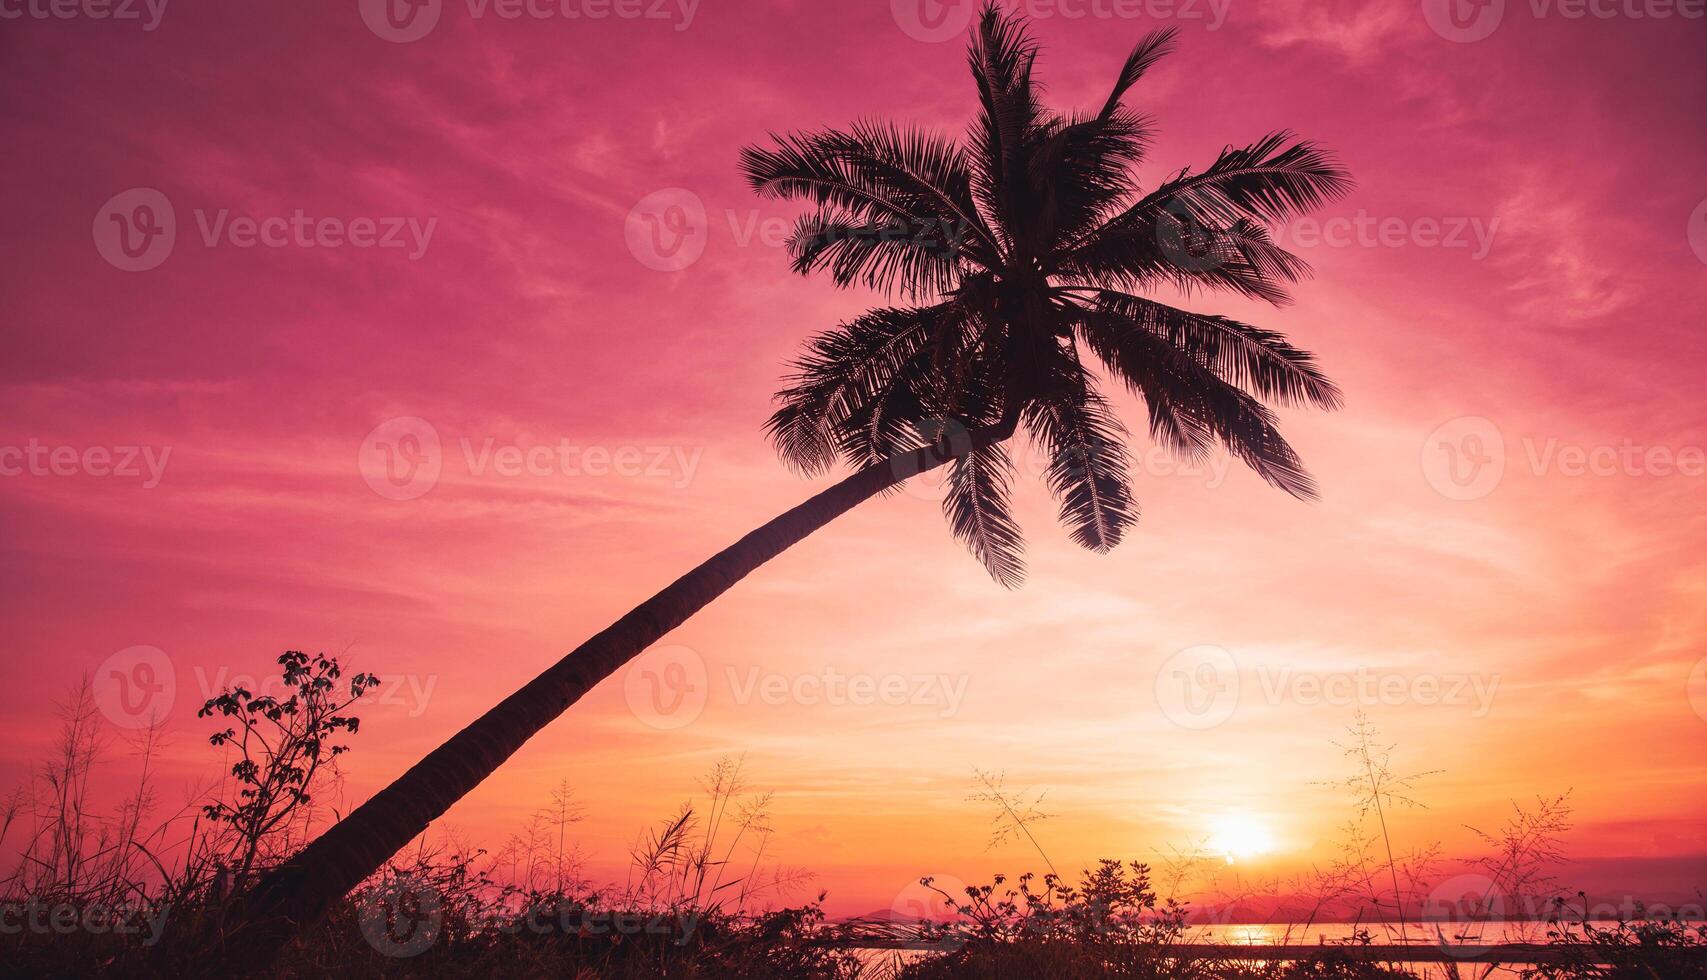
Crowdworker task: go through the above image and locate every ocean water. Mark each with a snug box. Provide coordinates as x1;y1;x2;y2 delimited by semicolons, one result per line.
1186;920;1583;945
847;920;1701;976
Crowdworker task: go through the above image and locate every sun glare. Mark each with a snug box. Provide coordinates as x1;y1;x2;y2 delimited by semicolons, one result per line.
1208;814;1277;863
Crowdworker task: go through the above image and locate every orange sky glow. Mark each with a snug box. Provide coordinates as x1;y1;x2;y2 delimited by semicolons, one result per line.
2;0;1704;920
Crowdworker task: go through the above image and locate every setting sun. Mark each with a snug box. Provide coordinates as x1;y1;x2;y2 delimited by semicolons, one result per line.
1208;814;1278;863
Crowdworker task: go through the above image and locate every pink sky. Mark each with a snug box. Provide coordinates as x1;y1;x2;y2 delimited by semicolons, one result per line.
2;0;1705;917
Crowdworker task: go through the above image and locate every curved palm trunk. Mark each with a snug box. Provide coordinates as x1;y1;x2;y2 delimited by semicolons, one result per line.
221;430;1005;951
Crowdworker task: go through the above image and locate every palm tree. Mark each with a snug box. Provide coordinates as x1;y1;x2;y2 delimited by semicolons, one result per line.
232;4;1349;945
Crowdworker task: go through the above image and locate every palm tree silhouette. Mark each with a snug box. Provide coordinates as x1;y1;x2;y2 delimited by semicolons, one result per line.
234;4;1349;943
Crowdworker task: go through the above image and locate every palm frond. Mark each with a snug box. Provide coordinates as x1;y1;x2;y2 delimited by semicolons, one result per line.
752;14;1345;574
967;2;1046;251
943;440;1026;587
1099;27;1179;121
1025;354;1138;552
768;305;962;474
1026;108;1152;247
785;210;967;298
1117;131;1352;228
1075;289;1343;409
1059;213;1315;306
1072;299;1319;500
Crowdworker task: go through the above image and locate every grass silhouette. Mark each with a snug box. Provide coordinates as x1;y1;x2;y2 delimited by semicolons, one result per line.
3;652;1702;978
